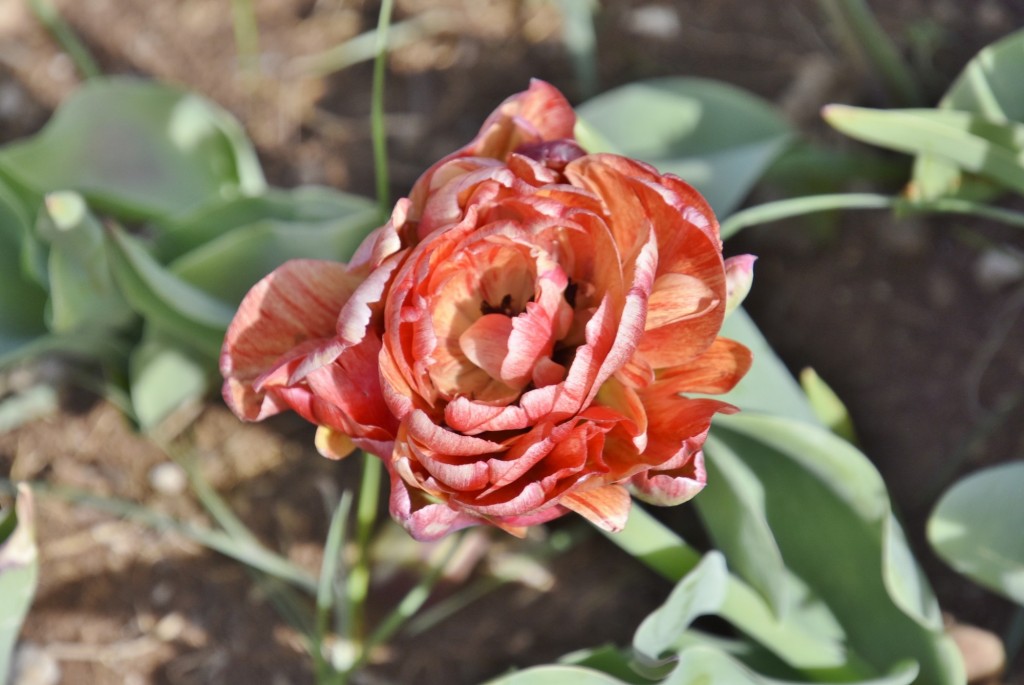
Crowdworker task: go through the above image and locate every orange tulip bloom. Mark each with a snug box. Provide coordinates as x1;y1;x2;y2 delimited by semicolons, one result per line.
221;81;752;540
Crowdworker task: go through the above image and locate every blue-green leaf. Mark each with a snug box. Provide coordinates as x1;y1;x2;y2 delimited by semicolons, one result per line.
663;646;919;685
824;106;1024;196
169;208;379;305
912;28;1024;201
716;308;816;423
37;192;133;334
106;225;233;359
129;326;214;430
713;414;962;684
154;186;379;261
484;665;632;685
0;182;47;365
0;77;265;220
698;437;788;618
576;77;792;216
632;551;728;674
928;461;1024;606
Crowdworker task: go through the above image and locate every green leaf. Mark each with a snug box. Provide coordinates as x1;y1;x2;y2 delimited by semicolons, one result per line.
609;507;849;672
576;77;792;216
716;308;816;423
928;461;1024;606
0;182;48;365
129;326;214;430
168;206;379;305
484;665;632;685
698;437;788;618
662;646;919;685
0;77;265;220
0;485;39;685
713;413;962;684
799;368;857;442
559;646;648;685
824;105;1024;196
632;551;728;674
37;192;134;333
106;225;233;359
154;186;378;261
912;28;1024;201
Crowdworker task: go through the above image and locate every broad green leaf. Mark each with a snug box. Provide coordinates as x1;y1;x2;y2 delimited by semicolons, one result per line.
484;665;631;685
154;186;379;261
717;308;816;423
928;461;1024;606
912;28;1024;201
713;414;961;685
663;646;919;685
698;436;788;618
610;508;848;671
0;77;265;220
632;551;728;674
824;106;1024;196
0;183;47;364
106;225;233;359
0;485;39;685
799;368;856;443
129;327;214;430
576;78;792;216
37;192;133;333
169;209;379;305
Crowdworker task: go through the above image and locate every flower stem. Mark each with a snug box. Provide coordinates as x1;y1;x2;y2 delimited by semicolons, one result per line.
346;454;382;649
720;192;1024;239
371;0;395;222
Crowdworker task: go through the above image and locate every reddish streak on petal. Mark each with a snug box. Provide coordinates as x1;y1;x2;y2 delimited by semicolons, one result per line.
655;337;753;395
220;259;361;421
644;272;717;331
560;484;631;532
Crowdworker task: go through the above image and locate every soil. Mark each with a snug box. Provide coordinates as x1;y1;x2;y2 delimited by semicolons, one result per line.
1;0;1023;684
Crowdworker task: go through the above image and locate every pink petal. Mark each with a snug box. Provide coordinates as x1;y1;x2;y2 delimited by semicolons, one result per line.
388;467;481;541
724;254;756;317
459;313;513;382
220;260;361;421
629;451;707;506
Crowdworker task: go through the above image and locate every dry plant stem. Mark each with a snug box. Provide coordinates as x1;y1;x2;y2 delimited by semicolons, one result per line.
26;0;101;80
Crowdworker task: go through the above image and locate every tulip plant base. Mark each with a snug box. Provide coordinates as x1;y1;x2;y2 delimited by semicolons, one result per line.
2;0;1024;684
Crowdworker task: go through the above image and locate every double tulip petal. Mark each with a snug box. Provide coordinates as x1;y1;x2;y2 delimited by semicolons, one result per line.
221;81;753;540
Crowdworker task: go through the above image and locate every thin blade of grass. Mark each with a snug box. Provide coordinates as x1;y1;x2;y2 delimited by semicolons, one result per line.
26;0;101;80
316;491;353;654
288;13;449;78
1;479;317;593
720;192;894;239
172;448;262;547
816;0;923;106
353;532;464;672
371;0;396;221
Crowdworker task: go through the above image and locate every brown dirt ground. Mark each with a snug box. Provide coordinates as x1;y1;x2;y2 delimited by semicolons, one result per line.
1;0;1023;683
